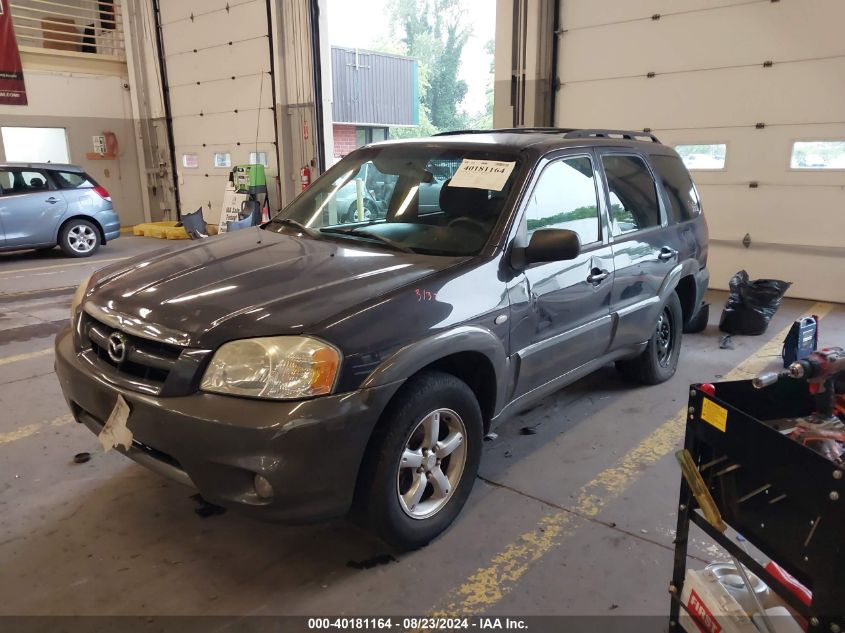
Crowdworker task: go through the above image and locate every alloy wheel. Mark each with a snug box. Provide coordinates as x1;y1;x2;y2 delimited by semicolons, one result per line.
396;408;467;520
67;224;97;254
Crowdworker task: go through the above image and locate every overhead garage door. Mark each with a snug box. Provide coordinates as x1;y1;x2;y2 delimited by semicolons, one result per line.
155;0;278;222
554;0;845;302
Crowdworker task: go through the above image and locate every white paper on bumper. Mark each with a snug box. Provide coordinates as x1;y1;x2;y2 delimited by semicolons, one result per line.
98;394;133;452
448;159;516;191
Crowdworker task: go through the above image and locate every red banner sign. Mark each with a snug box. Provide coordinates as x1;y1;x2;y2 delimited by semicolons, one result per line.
0;0;27;106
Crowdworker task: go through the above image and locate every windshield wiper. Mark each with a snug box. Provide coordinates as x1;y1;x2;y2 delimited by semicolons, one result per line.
320;227;415;253
271;218;319;238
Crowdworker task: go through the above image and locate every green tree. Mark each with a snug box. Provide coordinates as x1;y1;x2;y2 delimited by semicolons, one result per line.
388;0;472;133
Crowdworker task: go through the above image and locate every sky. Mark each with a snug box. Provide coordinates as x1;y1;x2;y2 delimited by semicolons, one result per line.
325;0;496;116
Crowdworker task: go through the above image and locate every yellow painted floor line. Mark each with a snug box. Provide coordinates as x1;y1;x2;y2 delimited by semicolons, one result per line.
0;256;127;277
0;348;53;367
0;414;73;445
436;302;835;615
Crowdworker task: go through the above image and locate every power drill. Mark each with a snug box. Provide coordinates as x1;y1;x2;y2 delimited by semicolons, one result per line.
754;347;845;417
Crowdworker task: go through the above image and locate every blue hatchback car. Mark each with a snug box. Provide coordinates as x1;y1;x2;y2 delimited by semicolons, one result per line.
0;163;120;257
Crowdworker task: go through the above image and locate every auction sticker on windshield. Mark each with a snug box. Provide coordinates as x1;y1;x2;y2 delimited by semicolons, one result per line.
449;159;515;191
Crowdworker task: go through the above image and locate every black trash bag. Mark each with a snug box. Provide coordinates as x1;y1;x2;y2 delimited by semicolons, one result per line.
719;270;791;335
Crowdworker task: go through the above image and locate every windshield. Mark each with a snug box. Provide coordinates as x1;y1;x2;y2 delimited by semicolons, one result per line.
265;144;522;256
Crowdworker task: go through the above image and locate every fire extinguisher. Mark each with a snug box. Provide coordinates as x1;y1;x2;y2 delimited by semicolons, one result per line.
300;165;311;191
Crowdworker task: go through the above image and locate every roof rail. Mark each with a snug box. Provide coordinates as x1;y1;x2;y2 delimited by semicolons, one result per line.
563;129;661;143
431;127;661;143
433;127;576;136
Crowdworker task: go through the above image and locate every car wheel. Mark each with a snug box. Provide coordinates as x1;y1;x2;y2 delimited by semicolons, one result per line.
59;219;100;257
683;302;709;334
345;200;375;223
354;371;483;550
617;292;683;385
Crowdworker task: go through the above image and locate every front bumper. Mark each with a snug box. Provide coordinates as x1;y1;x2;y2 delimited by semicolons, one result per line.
54;326;399;522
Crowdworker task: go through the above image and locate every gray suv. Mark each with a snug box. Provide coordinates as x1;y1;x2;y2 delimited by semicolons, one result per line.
56;128;709;550
0;163;121;257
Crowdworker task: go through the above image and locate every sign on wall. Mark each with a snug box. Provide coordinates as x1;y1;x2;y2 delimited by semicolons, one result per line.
0;0;27;106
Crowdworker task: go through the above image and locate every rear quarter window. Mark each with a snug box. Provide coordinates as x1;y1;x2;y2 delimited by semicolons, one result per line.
52;171;95;189
650;155;701;223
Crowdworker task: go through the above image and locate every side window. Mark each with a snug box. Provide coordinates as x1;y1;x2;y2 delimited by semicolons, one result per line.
0;169;51;195
601;155;661;236
650;155;701;223
53;171;95;190
525;156;600;245
0;170;12;193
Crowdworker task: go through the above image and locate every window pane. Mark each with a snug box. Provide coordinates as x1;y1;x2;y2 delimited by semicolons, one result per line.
249;152;268;167
1;127;70;163
355;128;368;147
0;170;13;191
650;155;701;223
214;153;231;168
674;144;726;170
182;154;198;168
526;157;600;244
602;155;661;236
53;171;94;189
1;169;50;194
790;141;845;169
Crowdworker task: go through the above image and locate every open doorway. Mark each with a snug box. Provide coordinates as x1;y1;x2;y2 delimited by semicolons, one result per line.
326;0;495;162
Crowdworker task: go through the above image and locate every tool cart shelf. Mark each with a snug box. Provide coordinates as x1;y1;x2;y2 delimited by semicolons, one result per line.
669;378;845;631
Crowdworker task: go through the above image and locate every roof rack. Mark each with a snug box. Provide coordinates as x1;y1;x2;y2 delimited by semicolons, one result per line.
433;127;575;136
433;127;661;143
562;129;661;143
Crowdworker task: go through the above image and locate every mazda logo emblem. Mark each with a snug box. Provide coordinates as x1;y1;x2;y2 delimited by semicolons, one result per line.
107;332;128;364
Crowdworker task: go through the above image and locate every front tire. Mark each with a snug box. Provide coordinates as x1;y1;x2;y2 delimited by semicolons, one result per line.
59;219;100;257
617;292;683;385
354;371;483;550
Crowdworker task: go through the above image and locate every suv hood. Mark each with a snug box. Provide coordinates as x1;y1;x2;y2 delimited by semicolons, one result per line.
87;228;461;348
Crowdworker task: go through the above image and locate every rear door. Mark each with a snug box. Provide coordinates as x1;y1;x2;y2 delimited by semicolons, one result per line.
0;168;68;247
509;151;615;398
597;152;678;348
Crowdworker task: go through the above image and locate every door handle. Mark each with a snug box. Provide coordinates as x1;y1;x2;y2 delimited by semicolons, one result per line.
587;268;610;284
46;197;59;204
658;247;677;261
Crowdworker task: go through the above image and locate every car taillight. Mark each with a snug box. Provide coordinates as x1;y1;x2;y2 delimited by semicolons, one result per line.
92;185;111;201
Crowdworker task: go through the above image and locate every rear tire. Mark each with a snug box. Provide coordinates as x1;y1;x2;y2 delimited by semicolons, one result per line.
617;292;683;385
59;219;100;257
354;371;483;551
683;302;709;334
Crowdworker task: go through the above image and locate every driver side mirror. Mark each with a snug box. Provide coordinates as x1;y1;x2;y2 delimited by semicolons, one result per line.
512;228;581;269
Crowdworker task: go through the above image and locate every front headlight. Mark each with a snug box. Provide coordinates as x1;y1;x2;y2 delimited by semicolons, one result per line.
200;336;341;400
70;274;92;322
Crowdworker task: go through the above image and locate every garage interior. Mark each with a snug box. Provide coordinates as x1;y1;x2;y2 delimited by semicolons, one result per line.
1;0;844;630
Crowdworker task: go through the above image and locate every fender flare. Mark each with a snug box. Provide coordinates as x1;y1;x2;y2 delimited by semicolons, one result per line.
360;325;511;414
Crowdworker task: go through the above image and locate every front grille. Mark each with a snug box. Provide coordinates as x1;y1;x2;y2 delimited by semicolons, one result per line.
82;314;183;388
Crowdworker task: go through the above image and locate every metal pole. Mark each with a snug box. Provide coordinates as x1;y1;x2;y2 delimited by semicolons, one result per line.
308;0;326;173
151;0;181;219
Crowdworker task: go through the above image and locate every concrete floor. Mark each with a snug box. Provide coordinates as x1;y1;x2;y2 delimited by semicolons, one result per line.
1;235;843;622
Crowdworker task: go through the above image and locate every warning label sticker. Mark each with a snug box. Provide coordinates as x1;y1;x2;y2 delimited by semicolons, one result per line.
448;159;516;191
701;398;728;432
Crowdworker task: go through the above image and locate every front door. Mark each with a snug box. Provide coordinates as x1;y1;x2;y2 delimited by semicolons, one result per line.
509;153;614;398
597;152;677;348
0;168;68;247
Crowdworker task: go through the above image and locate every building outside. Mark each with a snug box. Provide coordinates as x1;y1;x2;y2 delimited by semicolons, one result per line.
330;46;418;160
